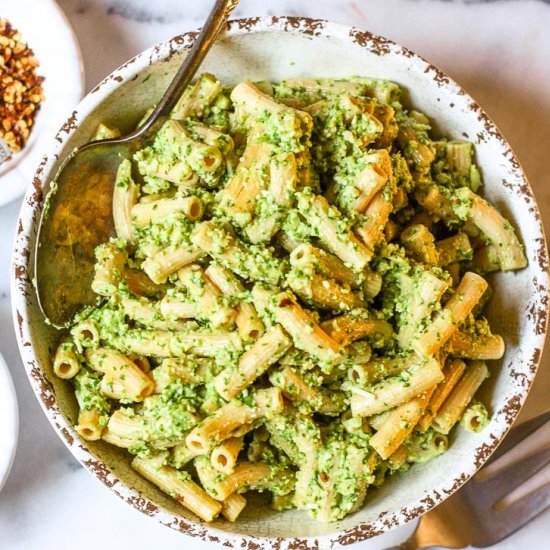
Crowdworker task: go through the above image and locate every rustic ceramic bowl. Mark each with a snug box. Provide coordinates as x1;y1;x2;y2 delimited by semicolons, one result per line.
11;16;549;549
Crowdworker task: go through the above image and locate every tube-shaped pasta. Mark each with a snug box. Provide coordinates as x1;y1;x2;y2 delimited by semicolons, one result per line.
411;272;488;357
445;263;461;288
460;400;490;433
221;493;247;522
195;456;277;501
447;331;505;360
290;243;362;288
415;184;459;224
277;77;368;103
178;264;236;328
152;357;213;393
131;196;203;228
436;232;473;267
231;80;312;138
113;159;138;244
204;263;265;340
170;330;242;358
417;358;467;433
119;295;190;331
265;409;322;466
171;440;203;469
172;73;222;120
56;76;518;526
91;242;126;296
387;445;409;470
297;192;372;270
130;354;150;373
349;76;401;104
321;310;393;346
320;311;393;347
123;267;165;299
191;221;283;285
245;152;298;243
433;360;489;434
276;231;305;254
185;120;234;154
142;246;205;285
214;325;291;400
453;187;527;271
384;219;400;243
347;356;410;387
351;150;391;213
53;341;81;379
219;133;274;225
102;408;143;448
186;388;284;454
350;356;443;417
76;408;104;441
85;347;155;401
370;391;431;460
472;245;501;274
109;329;172;357
287;270;363;312
269;366;347;416
355;185;394;249
74;369;110;440
347;340;372;365
118;328;216;364
397;270;449;349
137;120;223;181
132;453;222;522
211;436;244;475
159;293;196;320
401;224;439;266
252;286;346;367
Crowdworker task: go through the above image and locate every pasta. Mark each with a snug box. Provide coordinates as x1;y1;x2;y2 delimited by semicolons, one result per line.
53;74;525;524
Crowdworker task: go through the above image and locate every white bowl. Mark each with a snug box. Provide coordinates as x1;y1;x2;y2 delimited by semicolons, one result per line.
0;0;84;207
11;16;550;548
0;352;18;492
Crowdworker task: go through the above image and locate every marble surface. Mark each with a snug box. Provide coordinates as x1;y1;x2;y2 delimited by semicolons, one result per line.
1;0;550;548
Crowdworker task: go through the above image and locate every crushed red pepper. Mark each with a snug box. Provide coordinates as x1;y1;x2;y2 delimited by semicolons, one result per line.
0;18;45;154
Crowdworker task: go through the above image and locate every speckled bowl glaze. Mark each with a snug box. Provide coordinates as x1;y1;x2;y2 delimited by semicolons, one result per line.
11;16;549;549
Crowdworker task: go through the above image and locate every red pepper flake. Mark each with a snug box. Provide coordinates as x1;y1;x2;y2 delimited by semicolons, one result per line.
0;18;45;154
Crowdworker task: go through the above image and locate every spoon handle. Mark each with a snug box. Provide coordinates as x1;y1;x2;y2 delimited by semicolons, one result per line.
138;0;240;135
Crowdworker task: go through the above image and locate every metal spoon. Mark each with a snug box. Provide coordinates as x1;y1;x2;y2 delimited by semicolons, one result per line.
35;0;239;328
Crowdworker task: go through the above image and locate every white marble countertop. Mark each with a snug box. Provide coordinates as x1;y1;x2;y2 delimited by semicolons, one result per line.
1;0;550;548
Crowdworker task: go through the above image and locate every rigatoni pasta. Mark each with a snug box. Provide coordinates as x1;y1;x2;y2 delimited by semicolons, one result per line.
53;73;525;524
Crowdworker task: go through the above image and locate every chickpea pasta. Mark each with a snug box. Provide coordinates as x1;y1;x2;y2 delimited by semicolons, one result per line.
53;74;525;524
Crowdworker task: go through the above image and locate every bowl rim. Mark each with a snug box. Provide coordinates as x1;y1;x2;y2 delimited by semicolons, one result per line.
10;15;550;548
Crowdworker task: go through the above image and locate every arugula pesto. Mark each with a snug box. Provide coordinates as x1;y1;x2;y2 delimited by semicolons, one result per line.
54;73;526;525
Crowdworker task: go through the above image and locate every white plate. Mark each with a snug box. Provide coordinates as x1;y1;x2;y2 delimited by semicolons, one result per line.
0;0;84;206
0;352;18;492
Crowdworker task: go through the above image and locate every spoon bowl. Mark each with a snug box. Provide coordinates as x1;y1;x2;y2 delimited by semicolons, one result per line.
35;140;127;326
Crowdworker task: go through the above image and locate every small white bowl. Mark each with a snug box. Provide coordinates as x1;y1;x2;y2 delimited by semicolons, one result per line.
0;352;18;492
11;16;550;549
0;0;84;207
